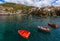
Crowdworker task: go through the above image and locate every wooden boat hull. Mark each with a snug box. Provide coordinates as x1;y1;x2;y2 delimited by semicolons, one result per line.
48;23;58;28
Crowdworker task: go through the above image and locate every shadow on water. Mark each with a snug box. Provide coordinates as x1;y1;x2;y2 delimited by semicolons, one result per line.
37;29;51;34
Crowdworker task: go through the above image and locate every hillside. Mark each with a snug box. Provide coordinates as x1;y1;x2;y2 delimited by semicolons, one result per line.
0;3;34;14
0;3;60;17
28;6;60;17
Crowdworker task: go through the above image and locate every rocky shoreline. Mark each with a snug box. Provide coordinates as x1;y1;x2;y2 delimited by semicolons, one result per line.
28;6;60;17
0;3;60;17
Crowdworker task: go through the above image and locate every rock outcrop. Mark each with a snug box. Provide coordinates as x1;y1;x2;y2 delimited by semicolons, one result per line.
28;6;60;17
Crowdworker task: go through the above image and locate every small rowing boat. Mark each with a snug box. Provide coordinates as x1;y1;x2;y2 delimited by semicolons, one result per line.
38;26;50;32
48;23;58;28
18;30;30;39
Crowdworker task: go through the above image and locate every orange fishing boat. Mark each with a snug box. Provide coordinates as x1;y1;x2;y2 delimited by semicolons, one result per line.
48;23;58;28
18;30;30;39
38;26;50;32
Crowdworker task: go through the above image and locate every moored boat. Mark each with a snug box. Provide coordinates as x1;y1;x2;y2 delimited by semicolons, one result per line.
38;26;50;32
48;23;58;28
18;30;30;39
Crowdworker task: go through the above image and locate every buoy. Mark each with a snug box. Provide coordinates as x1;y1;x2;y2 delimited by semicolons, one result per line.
18;30;30;39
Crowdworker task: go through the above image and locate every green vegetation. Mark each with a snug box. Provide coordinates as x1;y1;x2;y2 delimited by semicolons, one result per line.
0;3;34;12
0;3;60;17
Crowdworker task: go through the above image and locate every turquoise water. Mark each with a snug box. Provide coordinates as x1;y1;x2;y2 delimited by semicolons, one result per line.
0;15;60;41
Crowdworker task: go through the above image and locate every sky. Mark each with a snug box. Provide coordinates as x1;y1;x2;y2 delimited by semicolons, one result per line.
0;0;60;7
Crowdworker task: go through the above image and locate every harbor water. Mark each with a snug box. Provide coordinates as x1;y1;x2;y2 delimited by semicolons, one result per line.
0;15;60;41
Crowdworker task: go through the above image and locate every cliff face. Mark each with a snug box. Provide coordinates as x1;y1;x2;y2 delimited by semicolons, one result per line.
0;3;60;17
28;6;60;17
